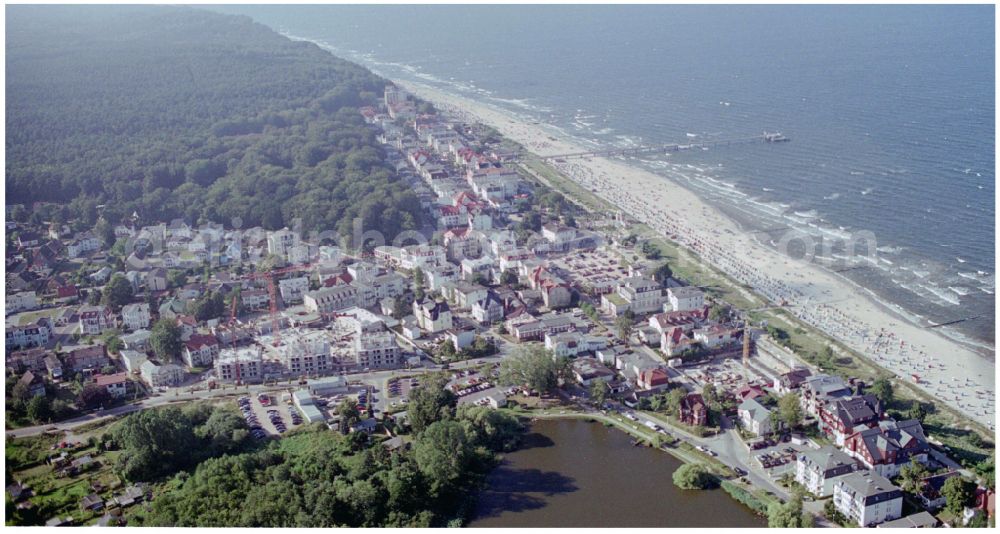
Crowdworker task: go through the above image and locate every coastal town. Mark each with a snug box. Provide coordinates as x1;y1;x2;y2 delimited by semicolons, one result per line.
5;84;995;528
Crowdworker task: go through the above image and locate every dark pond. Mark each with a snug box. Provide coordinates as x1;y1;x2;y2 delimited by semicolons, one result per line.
470;419;767;527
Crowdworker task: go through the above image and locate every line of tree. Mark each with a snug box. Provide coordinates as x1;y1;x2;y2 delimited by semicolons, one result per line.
130;380;523;527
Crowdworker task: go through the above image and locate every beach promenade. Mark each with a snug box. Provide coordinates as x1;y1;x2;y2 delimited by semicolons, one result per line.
399;80;995;431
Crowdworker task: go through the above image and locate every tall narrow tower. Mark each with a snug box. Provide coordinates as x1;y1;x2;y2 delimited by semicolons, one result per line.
384;85;402;108
742;319;752;368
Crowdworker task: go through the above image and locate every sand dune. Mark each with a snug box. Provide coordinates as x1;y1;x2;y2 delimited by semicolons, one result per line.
400;80;996;430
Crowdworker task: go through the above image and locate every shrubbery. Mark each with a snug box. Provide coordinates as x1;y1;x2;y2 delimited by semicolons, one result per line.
721;480;769;516
671;463;718;490
133;385;524;527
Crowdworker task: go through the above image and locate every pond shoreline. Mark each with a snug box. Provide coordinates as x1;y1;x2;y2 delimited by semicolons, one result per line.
469;417;768;528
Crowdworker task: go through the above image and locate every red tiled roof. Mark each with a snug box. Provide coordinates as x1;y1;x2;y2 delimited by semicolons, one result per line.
57;285;79;298
443;227;470;241
184;334;219;350
323;272;353;287
640;368;670;387
93;373;129;386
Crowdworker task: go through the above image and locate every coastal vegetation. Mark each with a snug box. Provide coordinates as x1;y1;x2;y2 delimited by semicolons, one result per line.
6;5;423;240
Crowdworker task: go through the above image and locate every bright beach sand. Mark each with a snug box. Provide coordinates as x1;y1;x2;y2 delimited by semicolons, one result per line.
400;80;996;430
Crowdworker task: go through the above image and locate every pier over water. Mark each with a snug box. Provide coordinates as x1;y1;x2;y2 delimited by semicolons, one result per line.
541;132;789;161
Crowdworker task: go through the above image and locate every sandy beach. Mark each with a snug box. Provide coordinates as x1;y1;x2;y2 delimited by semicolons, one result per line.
399;80;996;430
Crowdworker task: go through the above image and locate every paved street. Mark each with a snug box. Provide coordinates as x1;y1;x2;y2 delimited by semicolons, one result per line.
622;408;830;525
629;409;787;499
7;354;504;439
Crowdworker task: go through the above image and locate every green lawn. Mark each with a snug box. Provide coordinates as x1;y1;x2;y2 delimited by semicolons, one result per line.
5;433;65;471
516;159;610;213
12;307;68;326
9;444;124;526
603;293;628;307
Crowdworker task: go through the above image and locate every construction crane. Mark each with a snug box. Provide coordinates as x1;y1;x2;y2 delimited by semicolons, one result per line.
218;263;312;385
238;263;312;347
224;286;248;386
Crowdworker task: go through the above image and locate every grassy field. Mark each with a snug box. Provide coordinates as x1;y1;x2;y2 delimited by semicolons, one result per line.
514;159;611;213
6;433;125;526
10;306;71;326
513;154;994;463
6;433;65;471
6;400;253;526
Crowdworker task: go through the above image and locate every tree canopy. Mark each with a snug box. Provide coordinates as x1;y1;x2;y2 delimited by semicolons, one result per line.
102;273;134;311
110;404;248;482
189;291;226;322
151;318;183;361
941;475;975;517
897;462;929;494
767;494;813;528
406;375;457;435
869;376;894;405
77;384;112;410
777;393;803;429
498;346;563;394
589;380;609;406
614;314;634;343
671;463;717;490
7;5;423;241
130;391;523;527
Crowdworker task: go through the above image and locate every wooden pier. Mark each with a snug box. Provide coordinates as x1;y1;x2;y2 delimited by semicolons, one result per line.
541;132;789;162
927;315;983;329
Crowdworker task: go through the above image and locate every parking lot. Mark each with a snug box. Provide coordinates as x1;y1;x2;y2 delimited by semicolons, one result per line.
749;436;814;477
386;375;419;399
355;385;378;416
239;392;303;437
384;376;419;412
449;368;503;406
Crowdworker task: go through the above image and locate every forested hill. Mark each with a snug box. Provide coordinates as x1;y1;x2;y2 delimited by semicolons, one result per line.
6;5;423;238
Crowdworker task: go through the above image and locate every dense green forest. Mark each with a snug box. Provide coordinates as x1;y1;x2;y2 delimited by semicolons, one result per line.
116;381;522;527
6;5;423;238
